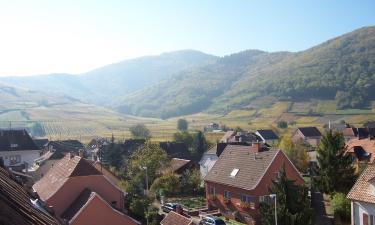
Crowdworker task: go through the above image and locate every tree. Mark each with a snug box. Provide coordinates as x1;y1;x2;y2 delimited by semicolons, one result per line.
173;131;193;148
314;130;356;194
181;168;202;195
278;135;310;173
129;124;151;139
150;172;181;197
126;141;168;194
191;131;208;159
177;118;188;131
260;166;313;225
277;120;288;129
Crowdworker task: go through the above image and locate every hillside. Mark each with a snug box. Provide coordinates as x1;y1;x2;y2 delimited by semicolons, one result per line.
119;26;375;118
0;50;216;105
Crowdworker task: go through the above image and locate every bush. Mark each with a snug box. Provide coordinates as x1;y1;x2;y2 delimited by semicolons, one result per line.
331;192;351;222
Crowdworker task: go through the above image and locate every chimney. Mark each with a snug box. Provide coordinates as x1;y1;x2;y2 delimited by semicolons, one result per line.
251;142;261;153
69;152;75;159
79;149;84;158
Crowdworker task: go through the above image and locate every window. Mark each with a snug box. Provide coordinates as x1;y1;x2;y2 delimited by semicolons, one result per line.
9;155;21;165
224;190;231;199
209;186;216;196
230;168;239;177
10;143;18;148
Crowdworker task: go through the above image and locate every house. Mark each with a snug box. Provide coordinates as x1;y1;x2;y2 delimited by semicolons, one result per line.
204;145;304;224
160;211;193;225
292;127;322;147
199;144;226;178
228;132;262;144
0;164;60;225
0;129;40;171
204;122;220;132
33;153;139;225
45;140;85;155
347;163;375;225
220;130;236;143
169;158;197;175
255;129;279;145
343;127;358;142
199;142;270;178
345;138;375;165
33;138;49;149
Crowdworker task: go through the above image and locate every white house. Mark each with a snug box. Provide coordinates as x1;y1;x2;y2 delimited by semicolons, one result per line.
199;144;228;178
0;129;40;171
347;163;375;225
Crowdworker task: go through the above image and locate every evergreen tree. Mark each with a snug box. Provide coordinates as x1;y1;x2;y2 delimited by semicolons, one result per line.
177;118;188;131
314;130;356;194
260;166;313;225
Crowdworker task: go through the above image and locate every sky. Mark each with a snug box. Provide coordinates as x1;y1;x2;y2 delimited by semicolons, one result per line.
0;0;374;76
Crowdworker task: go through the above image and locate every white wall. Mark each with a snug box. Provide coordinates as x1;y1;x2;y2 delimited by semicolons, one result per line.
199;154;218;178
352;201;375;225
0;150;40;170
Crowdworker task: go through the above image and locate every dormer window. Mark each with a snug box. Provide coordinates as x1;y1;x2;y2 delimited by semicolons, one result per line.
230;168;239;178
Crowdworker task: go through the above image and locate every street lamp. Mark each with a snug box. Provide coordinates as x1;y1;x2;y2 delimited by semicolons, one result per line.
269;194;277;225
140;166;149;195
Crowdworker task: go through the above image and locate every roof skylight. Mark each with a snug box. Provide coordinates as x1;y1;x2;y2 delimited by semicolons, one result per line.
230;168;239;177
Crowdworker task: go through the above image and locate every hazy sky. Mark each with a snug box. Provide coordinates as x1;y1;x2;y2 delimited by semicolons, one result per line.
0;0;374;76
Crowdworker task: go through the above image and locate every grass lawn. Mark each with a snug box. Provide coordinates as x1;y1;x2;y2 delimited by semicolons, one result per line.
171;196;206;209
219;216;246;225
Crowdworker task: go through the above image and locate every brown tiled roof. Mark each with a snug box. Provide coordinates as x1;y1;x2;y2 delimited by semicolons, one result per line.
161;211;193;225
347;163;375;204
345;138;375;163
170;158;191;172
33;154;101;201
204;145;280;190
0;166;60;225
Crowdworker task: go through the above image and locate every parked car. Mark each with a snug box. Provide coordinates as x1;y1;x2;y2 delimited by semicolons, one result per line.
199;216;226;225
161;203;179;213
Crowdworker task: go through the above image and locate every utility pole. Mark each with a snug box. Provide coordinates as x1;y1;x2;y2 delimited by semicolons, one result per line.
270;194;277;225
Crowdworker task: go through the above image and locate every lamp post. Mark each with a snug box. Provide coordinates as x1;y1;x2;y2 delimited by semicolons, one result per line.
269;194;277;225
140;166;149;195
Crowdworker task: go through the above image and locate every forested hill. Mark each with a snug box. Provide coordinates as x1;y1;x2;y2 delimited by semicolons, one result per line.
117;26;375;118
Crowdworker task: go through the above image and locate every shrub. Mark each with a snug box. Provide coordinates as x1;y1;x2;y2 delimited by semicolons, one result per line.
331;192;351;222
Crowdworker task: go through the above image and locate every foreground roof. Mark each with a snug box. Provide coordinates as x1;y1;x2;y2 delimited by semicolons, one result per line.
161;211;193;225
348;163;375;204
204;145;280;190
297;127;322;137
62;189;140;225
0;166;59;225
33;154;101;200
0;129;39;151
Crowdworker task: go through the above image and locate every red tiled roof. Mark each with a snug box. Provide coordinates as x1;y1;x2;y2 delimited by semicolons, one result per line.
161;211;193;225
33;154;101;201
62;189;140;225
0;166;60;225
345;138;375;163
204;145;281;190
347;163;375;204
